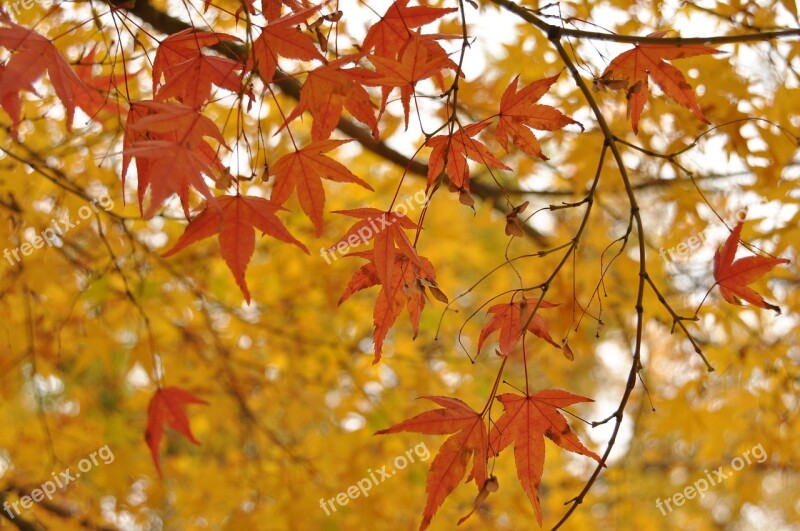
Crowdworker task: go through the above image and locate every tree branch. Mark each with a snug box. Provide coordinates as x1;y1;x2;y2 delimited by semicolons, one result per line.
109;0;551;242
490;0;800;45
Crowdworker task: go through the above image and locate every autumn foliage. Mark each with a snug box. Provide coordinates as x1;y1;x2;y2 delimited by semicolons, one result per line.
0;0;798;529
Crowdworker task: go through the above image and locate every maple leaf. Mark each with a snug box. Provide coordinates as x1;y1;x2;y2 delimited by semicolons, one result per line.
489;390;602;526
125;101;228;150
123;140;221;219
152;28;246;108
496;74;582;159
281;55;379;141
426;122;511;192
122;102;228;217
0;23;92;135
261;0;306;21
269;139;373;235
247;4;325;84
330;207;421;288
713;216;790;313
145;386;207;477
0;64;22;133
73;46;124;119
163;194;308;302
361;0;457;59
368;32;456;128
376;396;488;530
597;31;721;134
340;251;445;363
234;0;305;21
477;297;561;356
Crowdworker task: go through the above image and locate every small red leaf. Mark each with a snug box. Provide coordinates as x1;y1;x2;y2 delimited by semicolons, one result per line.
712;216;790;313
145;387;207;477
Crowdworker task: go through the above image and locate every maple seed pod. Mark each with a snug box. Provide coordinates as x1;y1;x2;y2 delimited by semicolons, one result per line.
458;190;475;207
429;286;449;304
505;218;523;237
628;80;643;95
485;476;499;492
562;340;575;361
217;168;234;190
513;200;529;215
412;278;425;296
325;10;343;22
593;72;629;92
315;28;328;53
402;282;413;298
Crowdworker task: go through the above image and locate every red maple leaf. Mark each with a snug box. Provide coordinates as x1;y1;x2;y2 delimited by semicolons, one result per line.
0;23;92;136
152;28;246;108
497;74;582;159
361;0;457;59
260;0;306;21
163;194;308;302
246;4;325;83
477;296;561;356
489;390;602;526
425;122;511;191
123;141;222;219
339;251;446;363
73;46;124;119
145;386;207;477
713;216;790;313
281;55;379;141
122;102;228;217
269;139;373;235
376;396;488;531
597;31;721;134
234;0;306;21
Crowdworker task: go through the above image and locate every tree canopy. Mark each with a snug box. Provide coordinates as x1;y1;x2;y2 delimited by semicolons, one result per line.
0;0;798;529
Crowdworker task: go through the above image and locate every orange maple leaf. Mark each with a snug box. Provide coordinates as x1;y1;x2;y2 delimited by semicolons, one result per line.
713;216;790;313
145;386;207;477
477;296;561;356
281;55;379;141
0;23;92;136
426;122;511;192
247;4;325;83
330;207;421;288
489;390;602;526
340;251;445;363
152;28;246;108
269;139;373;235
361;0;456;59
497;74;582;159
368;32;456;128
597;31;721;134
376;396;488;531
163;194;308;302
